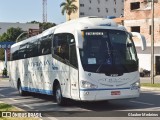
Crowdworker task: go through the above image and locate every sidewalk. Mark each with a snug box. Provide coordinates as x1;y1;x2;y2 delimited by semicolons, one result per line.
140;75;160;83
141;86;160;91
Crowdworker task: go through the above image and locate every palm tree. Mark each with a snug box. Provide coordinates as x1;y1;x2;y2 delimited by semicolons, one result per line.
60;0;78;20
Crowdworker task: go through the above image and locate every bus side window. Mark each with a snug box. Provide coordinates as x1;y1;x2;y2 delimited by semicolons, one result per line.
28;40;38;58
39;35;51;55
12;50;19;60
68;34;78;69
19;43;28;59
53;34;69;61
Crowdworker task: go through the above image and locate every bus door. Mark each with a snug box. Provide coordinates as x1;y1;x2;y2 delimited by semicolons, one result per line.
68;36;79;100
53;33;79;99
53;33;71;98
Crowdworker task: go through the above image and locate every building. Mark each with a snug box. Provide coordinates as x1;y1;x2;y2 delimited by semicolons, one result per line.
0;22;39;35
66;0;124;20
0;22;39;73
124;0;160;75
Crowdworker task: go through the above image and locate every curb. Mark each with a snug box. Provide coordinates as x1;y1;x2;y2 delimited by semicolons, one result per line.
0;101;43;120
0;101;24;111
141;87;160;91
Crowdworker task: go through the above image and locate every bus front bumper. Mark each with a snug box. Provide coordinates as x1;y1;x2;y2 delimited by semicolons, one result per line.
79;88;140;101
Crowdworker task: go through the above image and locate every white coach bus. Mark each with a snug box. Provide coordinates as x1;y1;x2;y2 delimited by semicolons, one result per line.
9;17;146;105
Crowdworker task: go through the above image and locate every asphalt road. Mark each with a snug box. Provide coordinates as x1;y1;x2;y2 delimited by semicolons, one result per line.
0;79;160;120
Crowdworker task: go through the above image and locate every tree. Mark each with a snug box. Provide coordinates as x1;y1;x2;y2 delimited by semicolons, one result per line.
29;21;56;32
0;27;24;42
0;27;24;60
40;22;56;31
60;0;78;20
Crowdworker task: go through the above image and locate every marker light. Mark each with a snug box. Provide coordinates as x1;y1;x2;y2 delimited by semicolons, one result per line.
130;81;140;90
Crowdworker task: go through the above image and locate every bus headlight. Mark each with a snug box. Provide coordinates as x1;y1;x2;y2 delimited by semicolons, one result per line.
81;80;98;89
130;81;140;90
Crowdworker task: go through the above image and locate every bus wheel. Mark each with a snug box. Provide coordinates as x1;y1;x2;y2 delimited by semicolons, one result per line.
18;81;26;96
55;84;66;106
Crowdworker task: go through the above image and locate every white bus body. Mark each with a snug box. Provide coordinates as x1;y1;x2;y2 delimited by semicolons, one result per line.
9;17;146;105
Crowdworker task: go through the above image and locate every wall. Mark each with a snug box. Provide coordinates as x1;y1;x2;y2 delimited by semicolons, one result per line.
124;0;160;46
124;18;160;46
0;22;39;35
124;0;160;72
67;0;124;20
124;0;160;20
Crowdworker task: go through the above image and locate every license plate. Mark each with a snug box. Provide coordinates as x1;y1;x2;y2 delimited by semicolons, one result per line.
111;91;121;95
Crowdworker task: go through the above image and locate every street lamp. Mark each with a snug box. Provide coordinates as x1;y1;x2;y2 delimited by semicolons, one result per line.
151;0;155;84
16;31;28;43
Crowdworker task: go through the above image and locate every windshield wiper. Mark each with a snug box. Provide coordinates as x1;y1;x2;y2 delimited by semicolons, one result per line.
96;59;106;73
96;41;111;73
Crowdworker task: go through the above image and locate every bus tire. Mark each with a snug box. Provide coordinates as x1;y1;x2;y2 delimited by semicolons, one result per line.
18;81;26;96
55;84;67;106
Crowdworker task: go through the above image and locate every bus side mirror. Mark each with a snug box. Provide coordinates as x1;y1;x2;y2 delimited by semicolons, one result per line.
131;32;146;51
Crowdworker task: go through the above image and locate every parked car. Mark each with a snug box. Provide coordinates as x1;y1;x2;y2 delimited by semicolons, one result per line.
140;69;150;77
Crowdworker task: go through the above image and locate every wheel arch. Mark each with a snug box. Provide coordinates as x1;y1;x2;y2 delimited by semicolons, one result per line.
17;78;21;89
52;79;60;95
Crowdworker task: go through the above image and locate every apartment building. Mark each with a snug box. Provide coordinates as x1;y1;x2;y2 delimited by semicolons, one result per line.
66;0;124;20
124;0;160;75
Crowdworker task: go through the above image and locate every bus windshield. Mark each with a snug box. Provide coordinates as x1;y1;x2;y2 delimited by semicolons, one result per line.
79;29;138;75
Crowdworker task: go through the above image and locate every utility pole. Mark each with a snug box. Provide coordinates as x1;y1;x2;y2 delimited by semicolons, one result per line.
151;0;155;84
43;0;47;23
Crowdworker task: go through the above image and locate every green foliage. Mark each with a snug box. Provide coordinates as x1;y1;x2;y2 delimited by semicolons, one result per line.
60;0;78;20
0;27;24;42
0;27;24;60
29;21;56;32
0;49;5;60
0;103;13;111
40;22;56;31
141;83;160;87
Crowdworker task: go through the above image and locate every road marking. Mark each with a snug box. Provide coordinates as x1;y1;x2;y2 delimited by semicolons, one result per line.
130;100;155;106
9;98;18;101
47;117;58;120
23;104;34;109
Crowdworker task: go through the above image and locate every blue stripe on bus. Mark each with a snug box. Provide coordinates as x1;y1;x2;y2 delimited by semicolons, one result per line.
80;87;131;91
21;87;131;94
22;87;53;95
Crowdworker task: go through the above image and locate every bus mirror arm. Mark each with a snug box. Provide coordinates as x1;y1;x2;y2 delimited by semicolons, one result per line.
131;32;146;51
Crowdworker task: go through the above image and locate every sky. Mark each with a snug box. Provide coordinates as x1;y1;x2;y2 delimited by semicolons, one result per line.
0;0;65;24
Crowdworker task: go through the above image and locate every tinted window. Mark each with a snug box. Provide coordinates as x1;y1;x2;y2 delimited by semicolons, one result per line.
28;41;38;57
53;33;78;69
70;44;78;68
39;35;52;55
68;34;78;69
18;43;28;59
12;50;19;60
80;29;138;74
53;34;69;60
